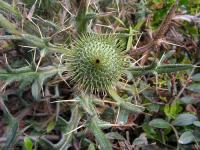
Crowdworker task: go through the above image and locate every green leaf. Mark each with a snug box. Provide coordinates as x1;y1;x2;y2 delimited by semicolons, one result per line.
37;138;57;150
120;101;144;113
164;102;182;119
128;62;156;77
191;73;200;81
106;132;125;140
117;107;130;125
0;0;21;18
155;64;194;74
59;106;82;149
0;14;20;35
96;119;113;129
173;114;197;126
89;117;112;150
193;121;200;127
0;100;19;150
159;50;176;64
178;131;194;144
134;19;145;30
113;16;125;27
180;96;196;104
129;63;193;77
31;79;41;101
132;133;148;146
47;121;56;133
3;119;18;150
187;84;200;93
147;103;160;112
142;123;157;139
100;107;114;122
75;0;95;33
108;88;144;113
0;66;62;98
24;136;33;150
78;96;96;116
88;143;96;150
39;108;81;150
126;26;133;51
116;97;132;125
149;119;171;129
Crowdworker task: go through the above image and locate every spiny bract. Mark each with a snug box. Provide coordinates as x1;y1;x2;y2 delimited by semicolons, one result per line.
67;34;125;93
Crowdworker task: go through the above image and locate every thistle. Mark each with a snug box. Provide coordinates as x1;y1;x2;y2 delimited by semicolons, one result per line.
67;34;125;94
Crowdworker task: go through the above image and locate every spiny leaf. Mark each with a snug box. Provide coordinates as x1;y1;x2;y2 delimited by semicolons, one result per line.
108;88;144;113
129;63;194;76
0;14;20;35
0;0;21;19
75;0;95;33
0;66;64;101
59;106;82;150
0;99;19;150
89;117;112;150
155;64;194;73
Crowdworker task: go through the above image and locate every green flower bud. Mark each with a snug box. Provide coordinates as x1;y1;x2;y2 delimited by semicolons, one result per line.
67;34;125;94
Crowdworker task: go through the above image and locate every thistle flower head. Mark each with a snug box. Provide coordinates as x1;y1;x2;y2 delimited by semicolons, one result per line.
67;34;125;94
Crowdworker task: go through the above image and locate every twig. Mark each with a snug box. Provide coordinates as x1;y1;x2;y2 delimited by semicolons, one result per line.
130;1;179;56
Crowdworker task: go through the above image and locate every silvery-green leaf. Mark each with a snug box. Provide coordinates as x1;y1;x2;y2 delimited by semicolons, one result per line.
173;114;197;126
192;73;200;81
193;121;200;127
179;131;194;144
149;119;170;129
